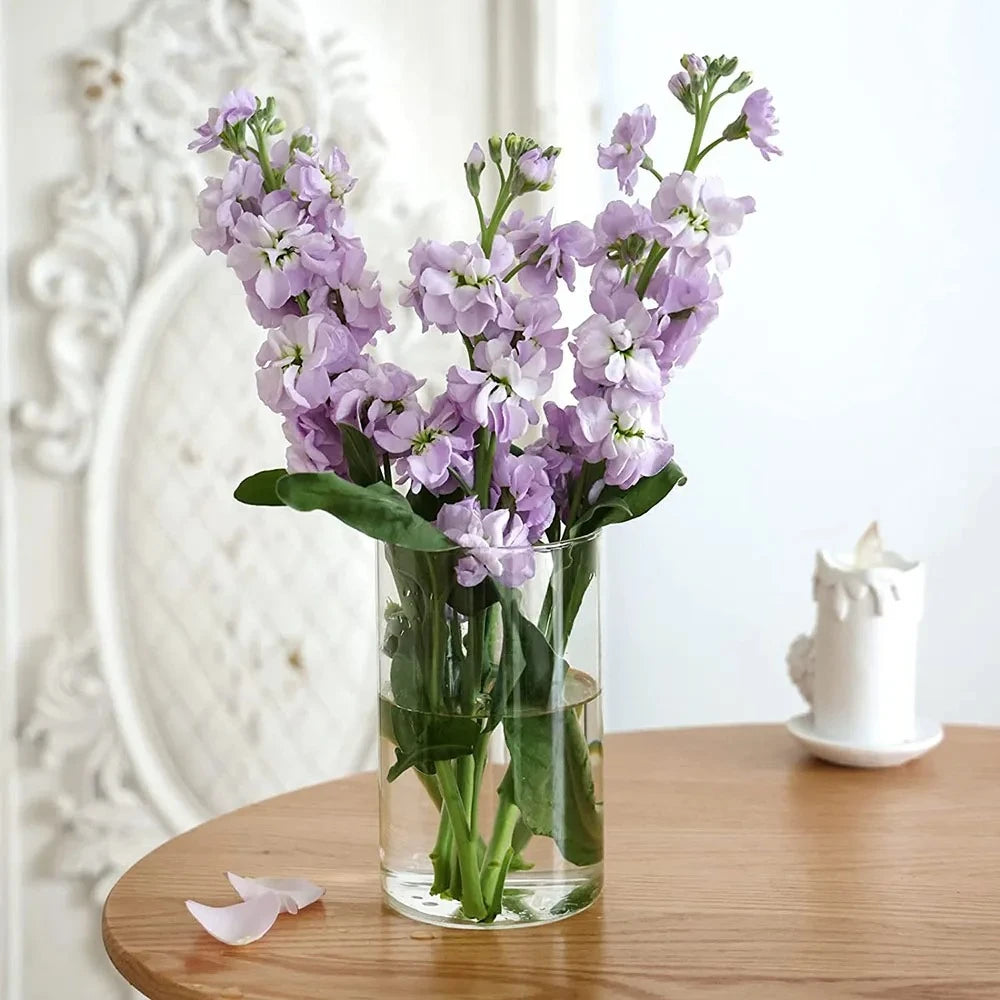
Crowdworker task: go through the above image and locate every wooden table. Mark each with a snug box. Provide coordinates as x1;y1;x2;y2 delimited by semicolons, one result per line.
102;725;1000;999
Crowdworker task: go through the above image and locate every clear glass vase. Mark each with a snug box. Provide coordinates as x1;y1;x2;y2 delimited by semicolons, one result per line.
377;532;603;928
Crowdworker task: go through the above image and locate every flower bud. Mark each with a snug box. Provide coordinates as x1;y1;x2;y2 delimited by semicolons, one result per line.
718;55;739;76
669;71;696;114
513;147;557;192
727;71;753;94
504;132;522;158
680;53;707;78
464;142;485;196
466;142;485;171
488;134;503;164
267;118;286;134
668;70;691;99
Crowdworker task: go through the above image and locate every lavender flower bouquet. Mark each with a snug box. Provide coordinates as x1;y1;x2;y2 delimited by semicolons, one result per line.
190;53;779;928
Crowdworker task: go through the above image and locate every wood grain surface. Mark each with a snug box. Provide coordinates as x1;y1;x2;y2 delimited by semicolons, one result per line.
102;725;1000;999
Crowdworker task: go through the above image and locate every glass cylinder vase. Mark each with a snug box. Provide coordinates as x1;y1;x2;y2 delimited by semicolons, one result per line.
377;531;603;928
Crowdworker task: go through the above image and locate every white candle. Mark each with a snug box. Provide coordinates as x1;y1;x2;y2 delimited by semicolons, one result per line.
789;524;925;746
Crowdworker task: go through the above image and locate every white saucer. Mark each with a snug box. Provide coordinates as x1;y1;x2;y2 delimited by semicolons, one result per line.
786;714;943;768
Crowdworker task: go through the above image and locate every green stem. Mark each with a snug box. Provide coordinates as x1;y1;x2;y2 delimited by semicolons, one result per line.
251;123;280;192
473;193;488;241
435;761;487;918
502;259;530;283
640;160;664;182
429;806;454;895
474;430;497;507
635;243;667;299
382;455;392;484
481;789;520;903
683;87;712;173
482;189;515;256
694;135;726;168
469;732;490;845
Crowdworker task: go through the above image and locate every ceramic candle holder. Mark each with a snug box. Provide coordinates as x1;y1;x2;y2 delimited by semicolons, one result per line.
787;528;925;747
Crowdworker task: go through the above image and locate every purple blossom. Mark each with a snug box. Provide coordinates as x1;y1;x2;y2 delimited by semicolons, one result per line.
517;148;557;187
447;338;553;443
597;105;656;196
329;361;425;438
742;88;782;161
285;147;357;229
584;200;655;263
255;312;359;414
572;302;662;399
490;448;555;542
374;398;474;493
226;191;318;308
192;179;228;253
525;402;584;512
435;498;534;587
307;245;394;349
189;88;257;152
651;171;755;260
401;237;514;336
497;294;568;371
502;210;594;295
680;54;707;77
646;250;722;377
571;389;674;490
283;404;348;477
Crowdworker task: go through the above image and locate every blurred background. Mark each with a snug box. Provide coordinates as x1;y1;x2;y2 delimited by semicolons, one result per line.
2;0;998;995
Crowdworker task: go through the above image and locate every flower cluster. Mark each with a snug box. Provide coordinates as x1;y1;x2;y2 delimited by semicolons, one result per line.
191;56;778;586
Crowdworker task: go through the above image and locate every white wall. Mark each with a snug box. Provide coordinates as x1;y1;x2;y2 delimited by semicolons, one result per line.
597;0;1000;730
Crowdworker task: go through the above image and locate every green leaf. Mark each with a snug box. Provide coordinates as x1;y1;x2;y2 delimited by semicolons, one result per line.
337;423;381;487
513;611;567;707
573;460;687;535
503;708;603;867
276;472;455;551
387;704;481;781
387;742;476;782
550;880;600;916
234;469;287;506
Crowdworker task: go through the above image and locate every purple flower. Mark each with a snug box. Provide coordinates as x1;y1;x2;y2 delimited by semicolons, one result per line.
447;339;553;443
497;293;568;371
401;238;514;336
502;210;594;296
308;245;394;349
255;312;359;415
572;302;662;399
584;200;655;263
646;250;722;377
435;498;534;587
490;448;555;542
516;148;557;188
525;402;584;512
329;361;425;438
284;404;348;477
742;88;782;161
571;389;674;490
597;105;656;196
189;88;257;152
651;171;755;260
285;147;357;230
226;191;317;308
192;178;229;253
374;398;474;493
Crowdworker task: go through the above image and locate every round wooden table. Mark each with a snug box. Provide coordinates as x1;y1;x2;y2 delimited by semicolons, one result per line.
102;725;1000;999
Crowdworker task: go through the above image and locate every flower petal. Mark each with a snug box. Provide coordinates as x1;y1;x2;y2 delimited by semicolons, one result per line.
185;894;282;946
226;872;325;915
